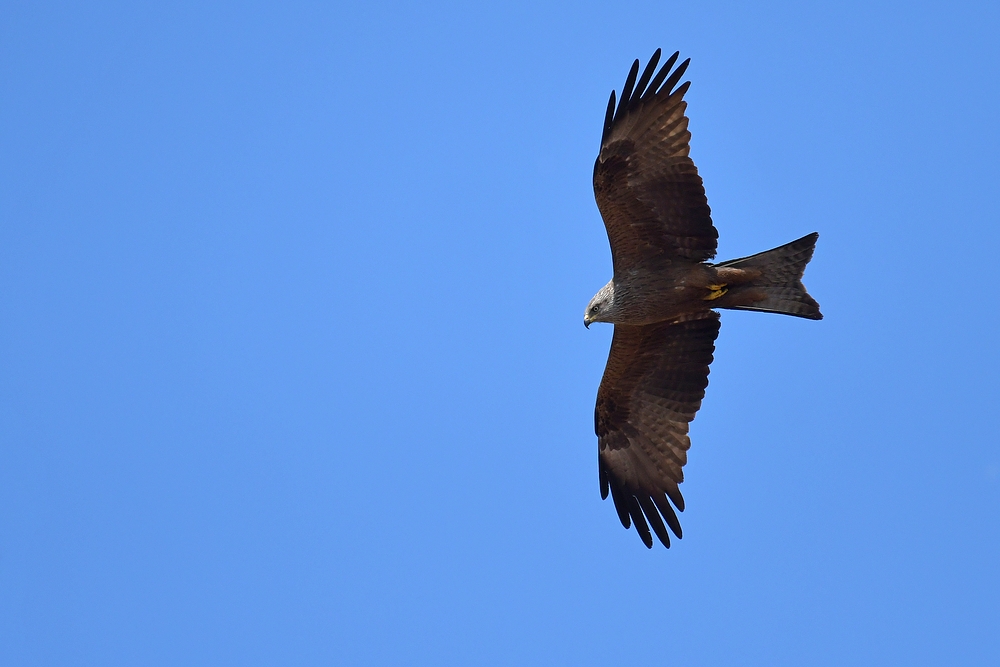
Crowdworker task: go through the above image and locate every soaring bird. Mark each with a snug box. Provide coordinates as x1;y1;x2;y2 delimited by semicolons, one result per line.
586;49;821;549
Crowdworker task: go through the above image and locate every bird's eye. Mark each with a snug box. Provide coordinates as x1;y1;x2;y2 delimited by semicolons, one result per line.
590;305;600;314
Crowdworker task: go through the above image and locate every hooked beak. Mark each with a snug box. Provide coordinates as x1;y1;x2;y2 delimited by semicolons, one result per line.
584;317;591;329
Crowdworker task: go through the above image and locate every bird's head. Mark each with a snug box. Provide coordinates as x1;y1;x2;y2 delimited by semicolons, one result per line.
584;281;616;328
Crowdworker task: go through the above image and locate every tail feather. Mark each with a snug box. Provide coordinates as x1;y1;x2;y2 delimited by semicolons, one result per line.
716;233;822;320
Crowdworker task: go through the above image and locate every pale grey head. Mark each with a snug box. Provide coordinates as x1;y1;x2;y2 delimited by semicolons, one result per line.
584;280;617;328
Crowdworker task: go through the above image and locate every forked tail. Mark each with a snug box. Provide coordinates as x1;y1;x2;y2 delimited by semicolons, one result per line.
715;232;822;320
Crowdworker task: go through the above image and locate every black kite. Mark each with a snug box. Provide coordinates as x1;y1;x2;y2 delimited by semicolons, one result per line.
585;50;822;549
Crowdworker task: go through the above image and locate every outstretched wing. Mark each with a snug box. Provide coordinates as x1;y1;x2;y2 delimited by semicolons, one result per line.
595;312;720;548
594;49;718;272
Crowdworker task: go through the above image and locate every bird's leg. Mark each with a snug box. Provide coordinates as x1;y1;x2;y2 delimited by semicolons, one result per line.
703;285;728;301
702;267;759;301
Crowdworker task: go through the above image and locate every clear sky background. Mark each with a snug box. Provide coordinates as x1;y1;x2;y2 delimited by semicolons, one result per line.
2;1;999;665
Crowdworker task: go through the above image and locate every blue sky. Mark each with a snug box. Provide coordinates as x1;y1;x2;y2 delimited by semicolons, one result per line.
2;1;999;665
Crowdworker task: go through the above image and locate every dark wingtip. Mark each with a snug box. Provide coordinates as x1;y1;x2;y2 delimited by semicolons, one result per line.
632;48;661;101
643;50;680;100
662;58;691;96
630;502;654;548
639;496;672;548
601;90;616;143
653;493;683;540
610;485;632;529
603;50;694;141
666;484;685;512
616;59;640;119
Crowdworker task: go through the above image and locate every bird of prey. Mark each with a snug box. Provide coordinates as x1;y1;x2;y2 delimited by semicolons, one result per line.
585;49;821;549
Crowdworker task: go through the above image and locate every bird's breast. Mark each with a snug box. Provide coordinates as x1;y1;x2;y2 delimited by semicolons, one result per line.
612;264;717;325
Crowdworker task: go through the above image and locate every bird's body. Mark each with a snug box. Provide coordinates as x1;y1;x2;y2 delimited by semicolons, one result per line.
586;50;821;549
587;262;760;326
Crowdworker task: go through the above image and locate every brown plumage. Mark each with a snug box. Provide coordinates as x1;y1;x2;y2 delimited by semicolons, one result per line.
585;50;822;549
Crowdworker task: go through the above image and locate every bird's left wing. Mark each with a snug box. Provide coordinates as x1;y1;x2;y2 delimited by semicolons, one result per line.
595;312;720;548
594;50;718;272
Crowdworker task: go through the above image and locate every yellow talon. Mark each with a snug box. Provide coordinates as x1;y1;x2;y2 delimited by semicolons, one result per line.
703;284;728;301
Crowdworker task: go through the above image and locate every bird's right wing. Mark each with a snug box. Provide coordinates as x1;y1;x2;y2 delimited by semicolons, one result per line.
594;50;718;271
595;312;720;548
